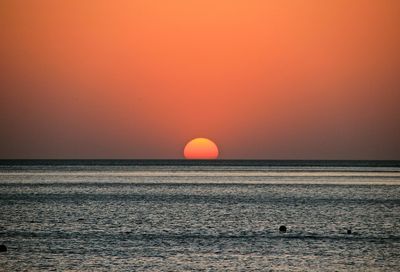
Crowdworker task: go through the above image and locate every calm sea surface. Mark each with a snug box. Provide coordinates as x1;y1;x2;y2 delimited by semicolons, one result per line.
0;160;400;271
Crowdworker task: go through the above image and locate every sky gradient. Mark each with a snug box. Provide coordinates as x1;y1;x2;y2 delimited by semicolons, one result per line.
1;0;399;159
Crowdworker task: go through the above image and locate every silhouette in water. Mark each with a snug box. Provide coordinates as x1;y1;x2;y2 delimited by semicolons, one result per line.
279;225;287;232
0;245;7;252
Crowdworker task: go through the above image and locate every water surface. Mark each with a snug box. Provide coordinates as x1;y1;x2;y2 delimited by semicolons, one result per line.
0;160;399;271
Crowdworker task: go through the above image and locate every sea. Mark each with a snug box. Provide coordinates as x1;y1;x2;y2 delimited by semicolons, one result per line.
0;160;399;271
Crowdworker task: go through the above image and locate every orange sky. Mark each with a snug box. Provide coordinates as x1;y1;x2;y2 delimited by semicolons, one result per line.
1;0;399;159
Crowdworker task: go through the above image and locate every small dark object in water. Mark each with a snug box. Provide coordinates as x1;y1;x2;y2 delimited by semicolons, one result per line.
279;225;287;232
347;229;352;235
0;245;7;252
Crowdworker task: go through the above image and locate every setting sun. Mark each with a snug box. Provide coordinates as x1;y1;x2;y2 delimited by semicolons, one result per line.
184;138;219;160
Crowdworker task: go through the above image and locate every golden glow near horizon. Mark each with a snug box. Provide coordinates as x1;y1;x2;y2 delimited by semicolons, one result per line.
184;138;219;159
0;1;399;159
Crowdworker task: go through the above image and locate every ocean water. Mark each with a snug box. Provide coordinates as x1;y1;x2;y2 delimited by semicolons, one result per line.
0;160;400;271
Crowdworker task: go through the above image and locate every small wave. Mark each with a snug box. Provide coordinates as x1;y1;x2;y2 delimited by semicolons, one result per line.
2;230;399;242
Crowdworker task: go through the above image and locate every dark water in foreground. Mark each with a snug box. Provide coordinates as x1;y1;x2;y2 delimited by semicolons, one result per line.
0;160;400;271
